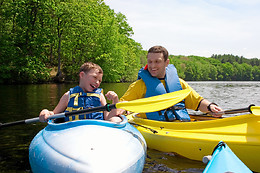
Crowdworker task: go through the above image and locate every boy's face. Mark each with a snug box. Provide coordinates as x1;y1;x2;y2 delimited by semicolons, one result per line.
147;52;169;78
80;68;103;92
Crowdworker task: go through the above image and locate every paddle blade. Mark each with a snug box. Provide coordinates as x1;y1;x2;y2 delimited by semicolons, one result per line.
251;106;260;116
116;89;191;113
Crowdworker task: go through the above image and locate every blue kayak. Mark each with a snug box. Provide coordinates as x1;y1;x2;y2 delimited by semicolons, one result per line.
29;116;146;173
203;141;252;173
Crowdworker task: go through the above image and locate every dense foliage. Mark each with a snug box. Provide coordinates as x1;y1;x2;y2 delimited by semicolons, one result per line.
171;55;260;81
0;0;259;84
0;0;142;84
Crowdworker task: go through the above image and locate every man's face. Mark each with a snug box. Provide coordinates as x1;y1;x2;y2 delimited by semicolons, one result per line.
147;53;169;78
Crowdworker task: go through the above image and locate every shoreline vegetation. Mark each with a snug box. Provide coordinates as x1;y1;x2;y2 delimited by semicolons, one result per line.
1;0;259;84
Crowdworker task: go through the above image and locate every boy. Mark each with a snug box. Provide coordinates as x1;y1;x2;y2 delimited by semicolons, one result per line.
39;62;121;122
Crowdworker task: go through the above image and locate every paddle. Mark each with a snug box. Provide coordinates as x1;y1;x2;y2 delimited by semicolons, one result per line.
190;104;259;117
251;106;260;116
0;88;191;128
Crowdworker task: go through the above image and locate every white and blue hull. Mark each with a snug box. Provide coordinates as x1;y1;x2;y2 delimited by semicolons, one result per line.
29;116;146;173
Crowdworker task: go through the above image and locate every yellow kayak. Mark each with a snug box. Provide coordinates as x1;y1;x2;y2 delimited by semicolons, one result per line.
127;112;260;172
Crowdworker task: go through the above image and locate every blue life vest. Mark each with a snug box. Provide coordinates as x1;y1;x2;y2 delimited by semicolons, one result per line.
64;86;104;121
138;64;190;121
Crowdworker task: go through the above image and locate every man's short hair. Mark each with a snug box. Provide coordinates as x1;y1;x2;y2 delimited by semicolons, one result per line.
148;46;169;61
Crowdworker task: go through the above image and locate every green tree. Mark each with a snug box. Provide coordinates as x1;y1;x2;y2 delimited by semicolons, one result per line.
1;0;259;83
0;0;50;83
219;62;234;81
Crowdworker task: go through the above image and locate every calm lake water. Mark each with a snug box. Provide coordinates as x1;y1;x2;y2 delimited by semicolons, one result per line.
0;81;259;173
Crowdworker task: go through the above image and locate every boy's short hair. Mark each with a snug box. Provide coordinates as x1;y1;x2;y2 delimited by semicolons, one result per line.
80;62;103;74
148;46;169;61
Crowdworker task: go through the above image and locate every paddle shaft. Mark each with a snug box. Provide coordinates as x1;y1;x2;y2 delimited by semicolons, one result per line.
0;104;116;128
213;107;250;115
2;90;180;127
0;89;192;128
190;105;254;117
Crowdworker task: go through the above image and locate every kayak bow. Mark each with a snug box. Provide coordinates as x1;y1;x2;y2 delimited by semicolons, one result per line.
203;141;252;173
29;116;147;173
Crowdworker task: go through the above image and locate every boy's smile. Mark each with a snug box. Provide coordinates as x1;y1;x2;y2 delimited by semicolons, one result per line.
80;69;103;92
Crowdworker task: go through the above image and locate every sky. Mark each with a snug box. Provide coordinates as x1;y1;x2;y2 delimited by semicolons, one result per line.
104;0;260;59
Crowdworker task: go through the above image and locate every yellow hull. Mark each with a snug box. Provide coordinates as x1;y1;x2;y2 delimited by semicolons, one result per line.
128;113;260;172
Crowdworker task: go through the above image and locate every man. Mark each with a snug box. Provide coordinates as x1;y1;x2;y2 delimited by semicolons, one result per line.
120;45;222;121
